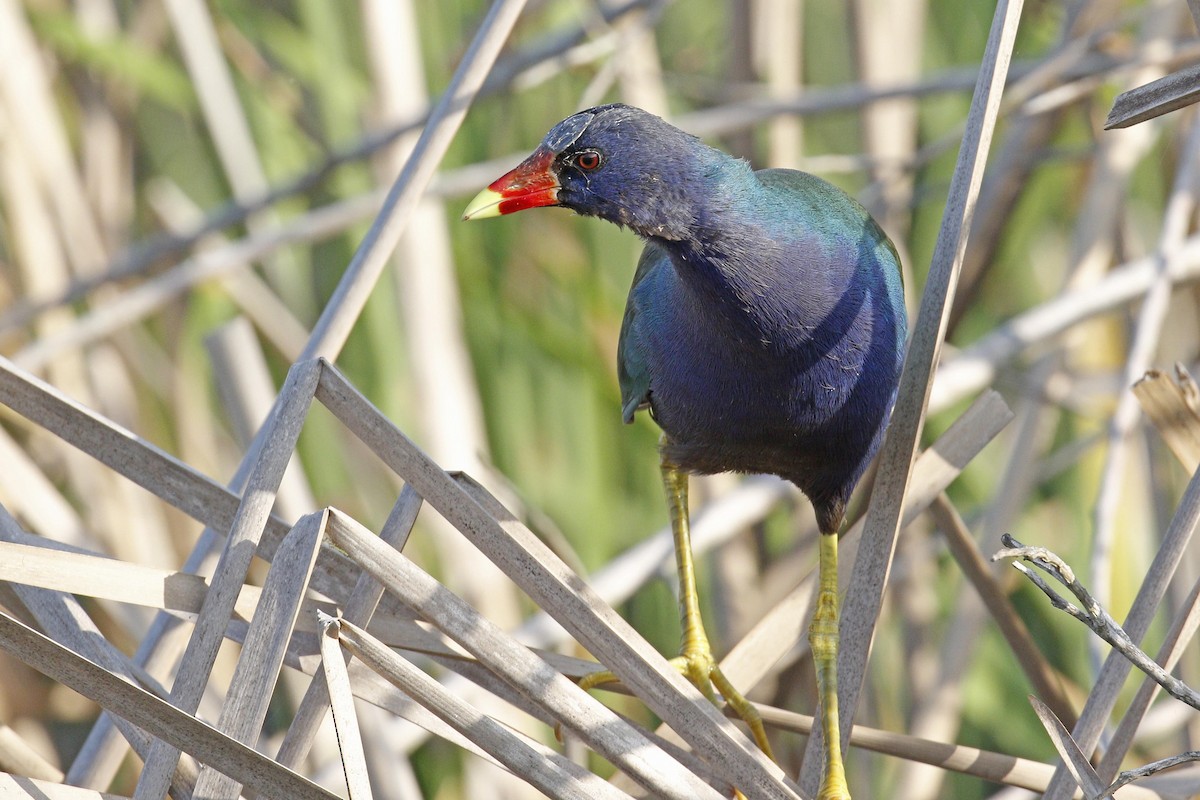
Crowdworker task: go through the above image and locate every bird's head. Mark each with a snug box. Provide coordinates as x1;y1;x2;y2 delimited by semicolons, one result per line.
463;104;716;241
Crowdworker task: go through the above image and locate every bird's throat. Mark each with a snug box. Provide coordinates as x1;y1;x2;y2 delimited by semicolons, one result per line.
664;228;799;350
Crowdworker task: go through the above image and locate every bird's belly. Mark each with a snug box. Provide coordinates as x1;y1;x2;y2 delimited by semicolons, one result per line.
650;356;855;467
626;253;903;500
644;321;896;501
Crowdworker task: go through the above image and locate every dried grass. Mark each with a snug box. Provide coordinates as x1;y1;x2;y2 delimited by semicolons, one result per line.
2;0;1200;799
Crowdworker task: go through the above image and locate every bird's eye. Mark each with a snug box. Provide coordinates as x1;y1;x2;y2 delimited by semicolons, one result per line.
574;150;602;171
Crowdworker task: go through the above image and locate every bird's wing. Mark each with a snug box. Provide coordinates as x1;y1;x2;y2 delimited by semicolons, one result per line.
755;167;905;291
616;242;668;424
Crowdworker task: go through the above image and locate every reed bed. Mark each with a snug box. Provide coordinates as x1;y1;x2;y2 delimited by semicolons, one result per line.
1;1;1200;798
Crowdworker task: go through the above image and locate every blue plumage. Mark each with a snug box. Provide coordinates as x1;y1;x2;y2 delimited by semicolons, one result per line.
534;104;907;533
622;166;904;531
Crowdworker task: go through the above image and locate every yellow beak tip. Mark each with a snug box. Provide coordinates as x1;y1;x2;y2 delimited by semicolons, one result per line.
462;188;505;221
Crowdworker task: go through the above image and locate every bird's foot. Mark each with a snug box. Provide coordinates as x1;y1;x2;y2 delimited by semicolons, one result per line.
671;651;775;760
570;651;775;761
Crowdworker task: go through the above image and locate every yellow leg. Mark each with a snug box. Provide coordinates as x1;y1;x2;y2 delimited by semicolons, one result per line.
809;532;849;800
663;461;774;760
576;459;774;761
662;462;709;679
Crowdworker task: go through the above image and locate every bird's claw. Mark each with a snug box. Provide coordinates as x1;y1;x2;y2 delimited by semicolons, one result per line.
558;654;775;762
682;654;775;762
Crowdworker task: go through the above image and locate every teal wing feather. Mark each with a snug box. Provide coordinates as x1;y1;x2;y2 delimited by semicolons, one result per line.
755;168;905;304
616;242;669;423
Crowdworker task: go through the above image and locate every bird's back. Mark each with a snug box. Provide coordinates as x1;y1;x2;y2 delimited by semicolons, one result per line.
618;167;906;528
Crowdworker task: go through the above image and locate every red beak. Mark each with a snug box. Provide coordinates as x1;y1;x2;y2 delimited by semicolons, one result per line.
462;146;561;220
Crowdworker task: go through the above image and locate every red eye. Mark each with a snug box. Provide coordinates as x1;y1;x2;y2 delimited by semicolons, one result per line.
575;150;602;170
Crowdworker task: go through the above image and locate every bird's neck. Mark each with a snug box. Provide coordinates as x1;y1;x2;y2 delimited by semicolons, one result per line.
672;238;794;343
653;172;804;347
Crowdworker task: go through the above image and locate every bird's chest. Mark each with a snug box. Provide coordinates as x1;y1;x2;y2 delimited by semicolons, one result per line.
634;268;868;447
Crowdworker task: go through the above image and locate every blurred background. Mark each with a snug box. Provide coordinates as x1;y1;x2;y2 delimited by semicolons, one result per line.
1;0;1200;797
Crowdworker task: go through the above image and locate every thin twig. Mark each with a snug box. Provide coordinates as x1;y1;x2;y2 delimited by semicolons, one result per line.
1104;751;1200;796
274;486;422;770
995;534;1200;712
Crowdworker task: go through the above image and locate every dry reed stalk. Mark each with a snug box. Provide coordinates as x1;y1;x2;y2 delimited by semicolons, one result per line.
0;611;336;800
802;0;1026;792
316;615;373;800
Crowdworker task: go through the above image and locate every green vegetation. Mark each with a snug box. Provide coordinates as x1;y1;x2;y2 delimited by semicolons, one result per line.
1;1;1198;798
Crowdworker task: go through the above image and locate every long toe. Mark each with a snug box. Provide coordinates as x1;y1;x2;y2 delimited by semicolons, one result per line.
669;653;775;761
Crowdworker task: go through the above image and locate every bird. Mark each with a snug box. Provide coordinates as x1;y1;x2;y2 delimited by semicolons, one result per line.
463;103;906;800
